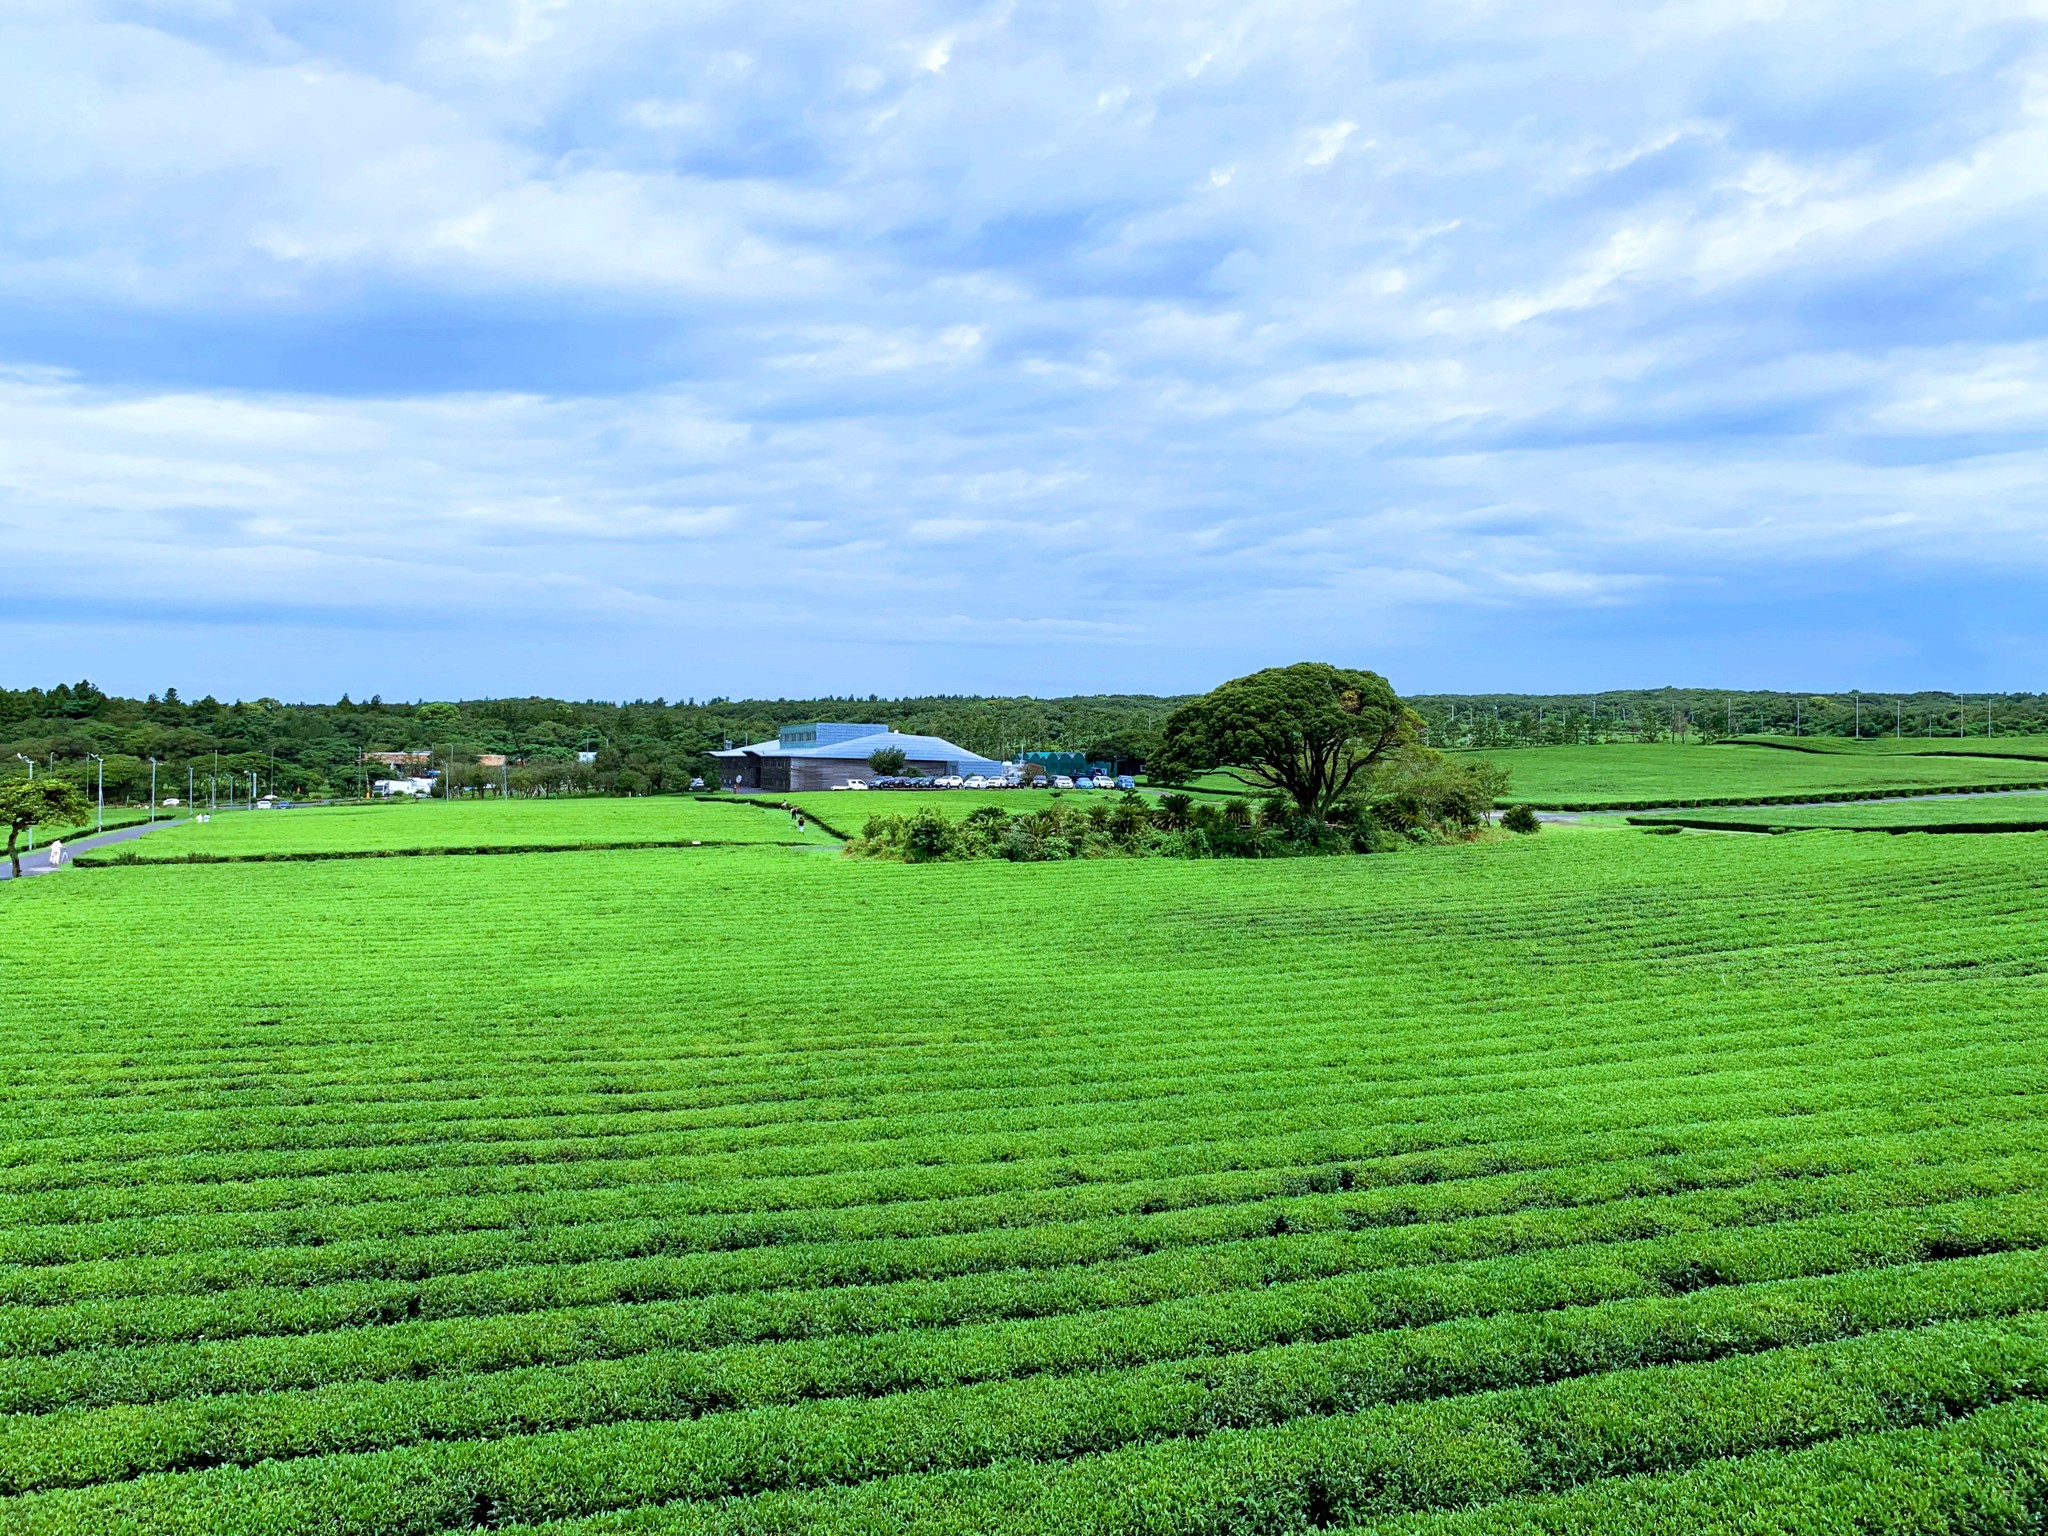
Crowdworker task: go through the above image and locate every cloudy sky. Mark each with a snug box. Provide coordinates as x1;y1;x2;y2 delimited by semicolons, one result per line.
4;1;2047;701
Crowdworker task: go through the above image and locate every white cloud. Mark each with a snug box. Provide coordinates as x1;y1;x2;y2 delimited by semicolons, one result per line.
6;0;2048;693
1302;119;1357;167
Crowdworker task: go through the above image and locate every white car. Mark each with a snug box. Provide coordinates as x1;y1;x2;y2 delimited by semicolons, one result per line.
836;780;870;790
962;775;987;789
1052;775;1075;789
934;775;963;788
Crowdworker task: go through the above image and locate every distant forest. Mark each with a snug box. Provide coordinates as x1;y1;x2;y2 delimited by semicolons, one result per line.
4;680;2045;803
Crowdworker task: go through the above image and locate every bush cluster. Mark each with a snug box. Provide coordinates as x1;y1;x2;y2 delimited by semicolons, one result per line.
850;752;1506;862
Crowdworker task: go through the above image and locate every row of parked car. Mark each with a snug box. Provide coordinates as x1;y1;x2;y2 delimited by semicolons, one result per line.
834;774;1138;791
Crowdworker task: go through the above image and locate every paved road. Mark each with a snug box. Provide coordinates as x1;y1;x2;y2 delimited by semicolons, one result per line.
1;818;182;880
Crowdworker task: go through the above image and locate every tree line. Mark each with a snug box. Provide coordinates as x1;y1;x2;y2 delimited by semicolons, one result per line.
8;676;2042;807
1409;689;2048;749
0;682;1185;804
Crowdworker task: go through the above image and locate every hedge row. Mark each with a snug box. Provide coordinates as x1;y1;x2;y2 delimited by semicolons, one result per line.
10;1180;2036;1419
72;840;750;867
1628;814;2048;836
6;1134;2037;1317
1505;780;2048;811
1371;1400;2048;1535
1;1155;2036;1362
16;1104;2037;1270
6;1212;2044;1493
6;1023;2023;1177
9;1310;2047;1535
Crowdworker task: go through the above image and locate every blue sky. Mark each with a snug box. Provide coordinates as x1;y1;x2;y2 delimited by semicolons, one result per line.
4;1;2047;702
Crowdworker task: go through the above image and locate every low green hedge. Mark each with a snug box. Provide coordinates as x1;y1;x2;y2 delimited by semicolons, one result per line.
72;840;763;868
1510;781;2048;812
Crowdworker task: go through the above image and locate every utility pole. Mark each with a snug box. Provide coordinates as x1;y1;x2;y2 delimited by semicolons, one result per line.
1959;694;1966;738
87;753;104;833
188;763;195;805
148;758;158;823
1989;697;1995;736
212;749;219;811
1853;693;1860;739
1795;698;1801;736
14;755;33;853
1895;698;1901;738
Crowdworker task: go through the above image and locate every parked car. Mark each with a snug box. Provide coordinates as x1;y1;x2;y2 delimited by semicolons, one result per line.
1115;775;1137;791
934;775;963;788
962;775;987;789
1052;775;1075;789
836;779;869;790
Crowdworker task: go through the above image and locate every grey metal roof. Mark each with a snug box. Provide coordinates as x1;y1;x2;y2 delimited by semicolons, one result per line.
710;731;1003;765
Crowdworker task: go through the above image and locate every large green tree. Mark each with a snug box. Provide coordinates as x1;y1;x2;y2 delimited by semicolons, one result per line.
1;777;93;880
1152;663;1417;819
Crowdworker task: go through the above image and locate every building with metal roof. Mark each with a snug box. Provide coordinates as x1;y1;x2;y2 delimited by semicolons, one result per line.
710;723;1007;792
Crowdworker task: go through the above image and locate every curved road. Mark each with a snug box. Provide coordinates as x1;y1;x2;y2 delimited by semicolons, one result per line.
0;819;182;880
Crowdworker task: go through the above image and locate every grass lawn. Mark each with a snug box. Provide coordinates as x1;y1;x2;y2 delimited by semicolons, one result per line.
112;795;837;858
2;827;2046;1531
1470;742;2048;808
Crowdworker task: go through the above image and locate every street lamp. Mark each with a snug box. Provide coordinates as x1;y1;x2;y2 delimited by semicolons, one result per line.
147;758;159;823
86;753;104;834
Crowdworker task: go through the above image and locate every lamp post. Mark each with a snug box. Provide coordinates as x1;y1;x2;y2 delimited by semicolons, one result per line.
147;758;158;823
87;753;104;834
14;754;32;854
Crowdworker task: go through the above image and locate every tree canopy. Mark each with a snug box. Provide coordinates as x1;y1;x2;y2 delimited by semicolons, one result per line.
1;777;93;879
1152;663;1417;819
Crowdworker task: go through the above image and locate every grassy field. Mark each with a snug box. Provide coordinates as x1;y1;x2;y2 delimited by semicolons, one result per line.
2;826;2046;1532
1728;734;2048;760
101;797;838;858
1635;792;2048;834
1469;742;2048;808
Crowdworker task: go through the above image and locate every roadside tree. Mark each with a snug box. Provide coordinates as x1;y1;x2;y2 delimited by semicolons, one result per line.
1;778;93;879
1152;663;1416;820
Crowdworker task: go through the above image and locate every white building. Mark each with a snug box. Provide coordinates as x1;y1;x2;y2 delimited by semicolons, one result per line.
710;723;1006;792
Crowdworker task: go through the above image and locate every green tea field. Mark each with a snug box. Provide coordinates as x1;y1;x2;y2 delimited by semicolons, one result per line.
777;788;1113;825
103;797;837;859
1636;792;2048;834
1471;742;2048;809
1727;735;2048;760
3;824;2047;1533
